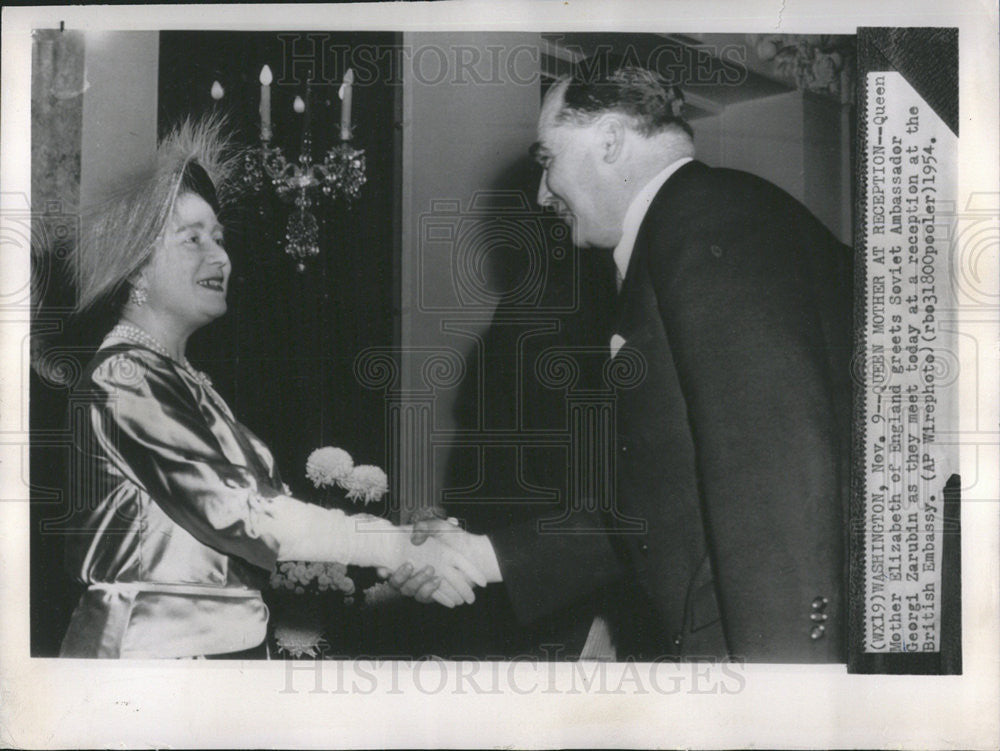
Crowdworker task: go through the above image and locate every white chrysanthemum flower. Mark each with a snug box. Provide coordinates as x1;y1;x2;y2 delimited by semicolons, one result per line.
274;623;328;658
342;465;389;504
305;447;354;488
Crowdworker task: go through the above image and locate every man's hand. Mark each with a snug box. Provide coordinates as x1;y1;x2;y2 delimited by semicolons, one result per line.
411;515;476;555
376;508;450;602
387;526;486;607
384;516;502;604
380;562;460;606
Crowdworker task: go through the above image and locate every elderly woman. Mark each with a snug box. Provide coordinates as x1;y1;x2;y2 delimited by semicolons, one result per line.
60;118;483;659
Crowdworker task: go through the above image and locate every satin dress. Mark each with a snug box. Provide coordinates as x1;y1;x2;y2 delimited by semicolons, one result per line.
60;335;289;658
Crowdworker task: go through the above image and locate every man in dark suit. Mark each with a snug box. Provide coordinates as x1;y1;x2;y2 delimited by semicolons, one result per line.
392;65;853;663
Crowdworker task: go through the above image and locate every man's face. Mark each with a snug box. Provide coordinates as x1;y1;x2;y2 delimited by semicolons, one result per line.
533;84;623;249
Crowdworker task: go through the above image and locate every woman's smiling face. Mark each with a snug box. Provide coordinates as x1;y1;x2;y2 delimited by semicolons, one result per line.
141;191;230;335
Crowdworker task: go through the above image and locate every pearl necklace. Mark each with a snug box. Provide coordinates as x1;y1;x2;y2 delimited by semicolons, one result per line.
107;322;213;389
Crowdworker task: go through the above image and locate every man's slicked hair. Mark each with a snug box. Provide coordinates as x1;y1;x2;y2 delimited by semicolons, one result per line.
555;64;694;139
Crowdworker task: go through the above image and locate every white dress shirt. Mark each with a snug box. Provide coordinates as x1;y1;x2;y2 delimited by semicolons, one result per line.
581;157;693;660
612;157;693;287
481;158;696;659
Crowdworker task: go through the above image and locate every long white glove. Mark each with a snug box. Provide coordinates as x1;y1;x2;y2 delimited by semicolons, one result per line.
257;495;487;606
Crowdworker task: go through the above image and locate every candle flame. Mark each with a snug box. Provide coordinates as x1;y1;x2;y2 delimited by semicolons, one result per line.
211;81;224;100
293;96;305;113
259;65;273;86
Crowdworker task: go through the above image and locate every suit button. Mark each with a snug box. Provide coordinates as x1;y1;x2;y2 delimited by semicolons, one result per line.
810;612;829;622
621;445;628;453
639;542;649;554
810;624;826;640
673;633;682;646
812;596;829;611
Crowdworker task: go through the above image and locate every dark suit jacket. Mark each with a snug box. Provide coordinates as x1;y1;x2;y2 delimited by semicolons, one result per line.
490;160;853;662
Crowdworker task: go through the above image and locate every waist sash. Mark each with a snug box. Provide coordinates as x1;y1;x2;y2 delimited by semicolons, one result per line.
60;582;268;659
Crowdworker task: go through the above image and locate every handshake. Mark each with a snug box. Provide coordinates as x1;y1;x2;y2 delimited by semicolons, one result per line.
377;510;502;608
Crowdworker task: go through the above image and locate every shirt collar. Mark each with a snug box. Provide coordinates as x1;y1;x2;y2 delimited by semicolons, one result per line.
612;157;693;283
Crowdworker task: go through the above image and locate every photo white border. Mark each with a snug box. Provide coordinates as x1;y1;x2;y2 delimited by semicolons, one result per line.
2;2;997;748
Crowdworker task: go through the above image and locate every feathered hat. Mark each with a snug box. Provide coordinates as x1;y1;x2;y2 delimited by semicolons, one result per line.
75;114;239;312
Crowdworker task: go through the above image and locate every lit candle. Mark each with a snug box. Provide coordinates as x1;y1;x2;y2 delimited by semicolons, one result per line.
211;80;225;101
339;68;354;141
293;95;305;113
259;65;273;141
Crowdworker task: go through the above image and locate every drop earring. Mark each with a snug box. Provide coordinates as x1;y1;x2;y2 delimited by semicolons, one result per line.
129;282;148;307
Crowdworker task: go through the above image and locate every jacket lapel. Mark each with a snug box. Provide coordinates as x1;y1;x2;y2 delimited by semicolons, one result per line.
611;160;706;342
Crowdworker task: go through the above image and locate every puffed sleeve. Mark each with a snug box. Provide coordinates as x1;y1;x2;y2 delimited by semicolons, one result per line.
88;350;313;571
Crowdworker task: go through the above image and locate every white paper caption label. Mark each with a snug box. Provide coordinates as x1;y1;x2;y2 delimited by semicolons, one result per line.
863;71;958;654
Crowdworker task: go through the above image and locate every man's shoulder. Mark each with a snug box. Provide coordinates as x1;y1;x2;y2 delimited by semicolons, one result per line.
650;160;829;236
660;161;792;207
638;161;847;273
